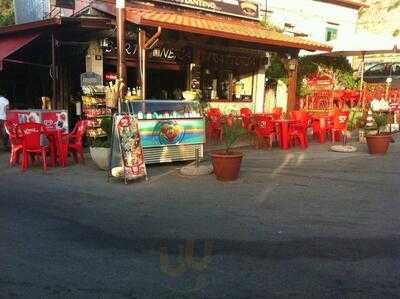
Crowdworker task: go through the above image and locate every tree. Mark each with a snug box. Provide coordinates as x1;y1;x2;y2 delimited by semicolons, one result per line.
0;0;14;26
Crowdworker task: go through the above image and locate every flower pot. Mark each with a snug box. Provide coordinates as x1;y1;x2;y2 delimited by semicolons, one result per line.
211;151;243;181
365;134;392;155
89;147;111;170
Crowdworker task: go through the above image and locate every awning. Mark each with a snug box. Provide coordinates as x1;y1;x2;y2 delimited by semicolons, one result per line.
0;33;40;71
92;0;331;52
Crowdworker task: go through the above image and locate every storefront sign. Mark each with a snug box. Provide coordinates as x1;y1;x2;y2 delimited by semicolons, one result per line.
146;0;259;19
80;72;102;87
55;0;75;9
7;110;69;132
139;119;205;148
204;51;261;69
103;39;192;64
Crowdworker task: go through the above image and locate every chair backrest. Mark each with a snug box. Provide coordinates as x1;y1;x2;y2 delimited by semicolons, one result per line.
18;123;46;150
240;108;252;117
4;120;18;136
71;120;87;144
272;107;283;115
4;121;20;145
333;111;350;130
207;108;222;124
208;108;222;117
254;114;273;132
290;110;307;121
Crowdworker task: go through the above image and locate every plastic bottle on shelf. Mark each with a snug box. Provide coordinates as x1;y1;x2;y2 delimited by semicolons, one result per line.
137;86;142;98
137;111;144;119
132;87;137;96
127;87;132;96
146;112;152;119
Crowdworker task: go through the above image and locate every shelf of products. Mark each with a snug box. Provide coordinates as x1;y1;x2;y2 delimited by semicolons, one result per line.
82;94;112;139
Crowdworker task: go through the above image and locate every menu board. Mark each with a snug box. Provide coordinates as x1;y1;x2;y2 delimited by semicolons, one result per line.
112;114;147;180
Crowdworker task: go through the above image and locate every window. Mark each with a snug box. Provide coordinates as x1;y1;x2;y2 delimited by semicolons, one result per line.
326;27;338;41
391;63;400;76
366;63;387;76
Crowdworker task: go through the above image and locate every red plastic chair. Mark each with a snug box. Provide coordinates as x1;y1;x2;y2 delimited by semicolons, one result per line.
330;111;350;144
17;123;52;171
272;107;283;120
4;120;23;166
57;130;69;167
253;114;275;149
289;111;309;149
240;108;253;131
67;120;87;164
207;109;223;143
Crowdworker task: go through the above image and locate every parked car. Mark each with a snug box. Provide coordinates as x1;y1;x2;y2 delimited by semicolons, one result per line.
363;62;400;87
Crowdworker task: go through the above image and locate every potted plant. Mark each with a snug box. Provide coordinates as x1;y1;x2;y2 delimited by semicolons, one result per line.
211;117;247;181
365;111;393;155
89;116;113;170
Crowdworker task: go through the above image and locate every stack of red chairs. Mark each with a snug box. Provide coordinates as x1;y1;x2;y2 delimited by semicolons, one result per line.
207;108;223;143
253;114;276;149
289;110;309;149
17;123;54;172
4;120;22;166
240;108;253;131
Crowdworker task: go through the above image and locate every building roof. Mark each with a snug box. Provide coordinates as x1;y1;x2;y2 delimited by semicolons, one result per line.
0;17;112;36
92;0;331;52
315;0;368;9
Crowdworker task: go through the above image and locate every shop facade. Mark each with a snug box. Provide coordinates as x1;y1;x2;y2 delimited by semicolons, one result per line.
81;0;330;114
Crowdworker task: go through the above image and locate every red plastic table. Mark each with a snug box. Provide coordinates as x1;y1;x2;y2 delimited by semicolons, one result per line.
271;119;297;150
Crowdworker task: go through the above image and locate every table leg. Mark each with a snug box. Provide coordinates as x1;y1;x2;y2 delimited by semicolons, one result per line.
280;122;289;150
319;118;326;144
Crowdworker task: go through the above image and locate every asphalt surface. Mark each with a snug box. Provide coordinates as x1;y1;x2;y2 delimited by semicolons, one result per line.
1;139;400;298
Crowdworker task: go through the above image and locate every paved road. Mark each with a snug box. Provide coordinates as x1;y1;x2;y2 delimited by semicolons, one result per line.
1;141;400;298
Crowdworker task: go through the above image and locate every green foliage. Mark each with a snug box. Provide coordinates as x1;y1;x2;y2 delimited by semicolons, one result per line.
373;112;388;134
223;118;247;153
265;53;287;81
259;17;283;33
91;116;113;148
0;0;14;26
266;54;358;95
335;71;360;90
348;108;365;131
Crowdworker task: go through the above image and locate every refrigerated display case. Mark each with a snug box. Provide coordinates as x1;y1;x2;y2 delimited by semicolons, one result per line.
124;100;205;164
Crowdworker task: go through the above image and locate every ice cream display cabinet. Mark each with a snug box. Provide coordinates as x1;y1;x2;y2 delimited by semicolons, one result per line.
123;100;205;164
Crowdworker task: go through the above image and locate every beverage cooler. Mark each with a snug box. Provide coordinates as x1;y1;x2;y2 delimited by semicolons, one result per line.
123;100;205;164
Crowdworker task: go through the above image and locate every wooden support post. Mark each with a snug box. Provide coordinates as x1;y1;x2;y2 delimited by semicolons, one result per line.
287;58;299;112
137;28;147;99
116;0;127;89
51;33;57;109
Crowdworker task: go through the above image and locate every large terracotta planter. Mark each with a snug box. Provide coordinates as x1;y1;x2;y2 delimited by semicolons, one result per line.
366;134;392;155
211;151;243;181
89;147;111;170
